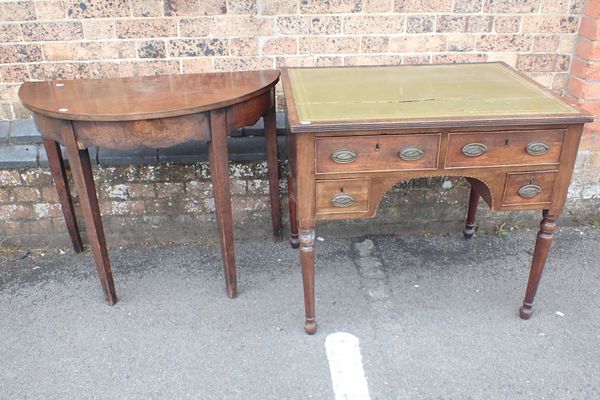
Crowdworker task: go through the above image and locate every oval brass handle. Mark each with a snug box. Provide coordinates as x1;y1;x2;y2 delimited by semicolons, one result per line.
398;146;424;161
330;193;356;208
331;149;357;164
462;143;487;157
526;141;550;156
518;184;542;198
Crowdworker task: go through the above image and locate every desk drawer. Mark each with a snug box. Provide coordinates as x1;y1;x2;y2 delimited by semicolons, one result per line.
316;179;369;214
445;129;564;168
502;171;557;206
316;134;440;174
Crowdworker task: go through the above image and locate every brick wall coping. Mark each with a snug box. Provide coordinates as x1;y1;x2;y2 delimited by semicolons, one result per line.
0;114;286;169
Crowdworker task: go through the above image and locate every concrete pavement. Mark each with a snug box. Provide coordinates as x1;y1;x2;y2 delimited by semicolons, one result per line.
1;227;599;399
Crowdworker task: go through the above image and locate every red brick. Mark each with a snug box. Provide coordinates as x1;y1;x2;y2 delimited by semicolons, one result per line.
106;200;145;215
571;57;600;80
12;187;40;202
0;1;36;22
568;76;600;99
127;183;155;199
590;133;600;152
0;189;10;203
0;204;33;221
0;219;53;235
576;37;600;61
41;186;59;202
33;203;62;218
579;16;600;40
577;101;600;116
585;0;600;18
0;170;23;187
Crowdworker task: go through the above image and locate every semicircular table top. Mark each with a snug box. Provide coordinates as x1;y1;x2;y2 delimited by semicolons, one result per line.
19;70;280;122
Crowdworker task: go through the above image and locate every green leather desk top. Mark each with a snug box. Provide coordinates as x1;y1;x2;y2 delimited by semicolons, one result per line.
286;63;580;124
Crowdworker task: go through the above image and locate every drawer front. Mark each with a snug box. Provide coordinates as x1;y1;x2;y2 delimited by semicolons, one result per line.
502;171;557;206
445;129;564;168
316;179;369;214
316;134;440;174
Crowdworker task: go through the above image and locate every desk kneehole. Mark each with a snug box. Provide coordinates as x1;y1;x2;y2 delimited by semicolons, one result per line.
502;170;558;206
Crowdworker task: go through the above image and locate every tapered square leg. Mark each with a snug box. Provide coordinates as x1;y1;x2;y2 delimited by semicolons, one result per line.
463;186;479;239
209;109;237;298
264;103;282;241
62;124;117;305
519;210;557;319
43;139;83;253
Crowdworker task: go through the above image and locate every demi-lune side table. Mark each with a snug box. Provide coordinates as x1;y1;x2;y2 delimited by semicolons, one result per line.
18;70;281;304
281;62;593;334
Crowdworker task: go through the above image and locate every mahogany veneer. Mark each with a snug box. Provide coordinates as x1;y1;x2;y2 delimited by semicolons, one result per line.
19;70;282;303
282;63;593;334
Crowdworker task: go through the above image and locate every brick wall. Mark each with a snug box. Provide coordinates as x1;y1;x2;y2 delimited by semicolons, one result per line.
0;0;599;248
0;0;589;118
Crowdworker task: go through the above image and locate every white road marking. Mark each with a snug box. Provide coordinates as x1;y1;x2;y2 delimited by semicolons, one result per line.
325;332;371;400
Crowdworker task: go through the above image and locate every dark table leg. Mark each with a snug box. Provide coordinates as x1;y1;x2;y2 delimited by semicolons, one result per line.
209;109;237;298
519;210;557;319
287;174;299;249
299;227;316;334
463;186;479;239
286;134;299;249
62;123;117;305
42;138;83;253
264;103;282;241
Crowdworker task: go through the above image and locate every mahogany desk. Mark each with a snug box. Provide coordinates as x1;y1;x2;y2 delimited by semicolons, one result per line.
18;70;281;304
282;63;593;334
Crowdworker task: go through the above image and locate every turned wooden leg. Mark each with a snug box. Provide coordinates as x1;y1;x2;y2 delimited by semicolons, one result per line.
287;174;299;249
264;104;282;241
62;125;117;305
463;186;479;239
209;109;237;298
299;228;317;334
43;139;83;253
519;210;557;319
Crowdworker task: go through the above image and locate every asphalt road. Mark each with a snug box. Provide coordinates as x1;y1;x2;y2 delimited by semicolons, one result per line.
1;227;599;399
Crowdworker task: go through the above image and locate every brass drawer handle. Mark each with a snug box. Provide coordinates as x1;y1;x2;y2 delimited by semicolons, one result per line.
518;184;542;198
330;193;356;208
398;146;424;161
462;143;487;157
526;141;550;156
331;149;357;164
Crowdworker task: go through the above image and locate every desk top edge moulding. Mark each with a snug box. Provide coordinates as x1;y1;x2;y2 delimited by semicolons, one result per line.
18;69;282;305
282;62;593;133
281;61;593;334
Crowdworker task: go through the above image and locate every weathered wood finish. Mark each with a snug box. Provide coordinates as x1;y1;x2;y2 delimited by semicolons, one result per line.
42;138;83;253
19;70;280;121
19;70;281;304
519;210;557;319
445;129;565;168
209;109;237;298
264;102;282;240
61;120;117;305
72;114;211;150
282;64;593;334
